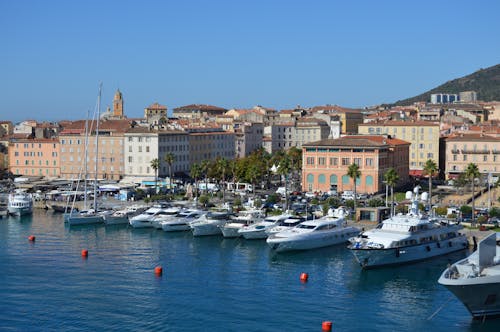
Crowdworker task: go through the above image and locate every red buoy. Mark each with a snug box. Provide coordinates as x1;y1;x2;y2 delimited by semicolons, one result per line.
300;272;309;283
322;321;332;332
154;266;163;276
28;235;36;242
81;249;88;258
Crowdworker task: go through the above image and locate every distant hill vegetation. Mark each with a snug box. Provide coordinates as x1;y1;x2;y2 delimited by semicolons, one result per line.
393;63;500;106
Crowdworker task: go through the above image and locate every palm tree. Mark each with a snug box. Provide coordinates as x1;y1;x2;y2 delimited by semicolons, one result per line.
190;163;202;200
150;158;160;194
423;159;438;212
347;163;361;215
384;168;399;217
465;163;480;225
215;157;229;202
163;153;175;192
200;160;210;194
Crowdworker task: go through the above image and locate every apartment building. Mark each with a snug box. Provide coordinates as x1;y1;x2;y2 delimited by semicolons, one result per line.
301;135;410;194
234;122;264;158
444;133;500;179
8;137;60;178
123;128;190;183
358;121;440;177
173;104;227;120
59;120;130;180
187;128;235;165
309;105;364;134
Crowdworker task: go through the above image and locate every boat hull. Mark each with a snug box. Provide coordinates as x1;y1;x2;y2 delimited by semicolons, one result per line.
267;227;359;252
350;236;469;269
66;214;104;226
439;279;500;319
103;215;129;225
238;225;270;239
8;206;33;216
220;223;244;238
161;223;191;232
191;223;224;236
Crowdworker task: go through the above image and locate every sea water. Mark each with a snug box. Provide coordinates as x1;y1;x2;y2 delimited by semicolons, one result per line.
0;210;498;331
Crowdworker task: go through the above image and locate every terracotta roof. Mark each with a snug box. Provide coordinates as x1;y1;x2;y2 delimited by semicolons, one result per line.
309;105;363;113
146;102;167;110
303;135;410;148
173;104;227;112
445;133;500;142
358;120;439;127
59;119;132;134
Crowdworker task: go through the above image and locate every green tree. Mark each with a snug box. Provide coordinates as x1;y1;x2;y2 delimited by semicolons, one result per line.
200;160;210;194
164;153;175;192
423;159;438;211
215;157;229;202
347;163;361;214
465;163;480;224
150;158;160;194
190;162;202;200
384;168;399;217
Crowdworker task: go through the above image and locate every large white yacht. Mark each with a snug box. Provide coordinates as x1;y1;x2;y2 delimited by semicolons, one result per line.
190;210;233;236
103;205;147;225
220;209;265;238
8;190;33;216
237;212;293;239
129;206;168;228
267;207;360;252
438;233;500;319
161;209;205;232
348;187;468;269
265;215;307;236
151;206;182;229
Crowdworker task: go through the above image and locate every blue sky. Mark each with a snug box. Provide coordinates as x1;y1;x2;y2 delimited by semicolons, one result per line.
1;0;499;122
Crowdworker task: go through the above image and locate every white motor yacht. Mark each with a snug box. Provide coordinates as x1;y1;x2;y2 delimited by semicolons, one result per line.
129;206;168;228
161;209;205;232
438;233;500;319
237;212;293;240
8;190;33;216
267;207;360;252
103;205;147;225
220;209;265;238
265;215;307;236
151;206;182;229
190;210;233;236
348;187;468;269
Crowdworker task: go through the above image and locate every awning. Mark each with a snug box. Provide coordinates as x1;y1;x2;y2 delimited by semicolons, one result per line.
409;170;424;177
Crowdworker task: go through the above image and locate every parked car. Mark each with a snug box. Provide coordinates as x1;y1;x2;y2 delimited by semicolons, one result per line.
341;191;355;200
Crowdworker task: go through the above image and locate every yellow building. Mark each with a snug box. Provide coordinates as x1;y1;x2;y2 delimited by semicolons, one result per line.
358;121;440;176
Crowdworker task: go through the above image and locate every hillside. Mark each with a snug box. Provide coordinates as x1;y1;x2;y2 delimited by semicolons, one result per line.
393;64;500;106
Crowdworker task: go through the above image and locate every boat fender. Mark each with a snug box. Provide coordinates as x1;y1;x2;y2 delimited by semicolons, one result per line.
437;242;440;248
426;246;431;252
395;248;400;258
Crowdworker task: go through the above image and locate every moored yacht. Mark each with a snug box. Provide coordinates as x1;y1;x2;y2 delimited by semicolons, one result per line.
65;209;104;225
161;209;205;232
8;190;33;216
238;212;293;240
190;210;233;236
348;187;468;269
265;215;307;236
267;207;360;252
129;206;168;228
151;206;182;229
103;205;147;225
220;209;265;238
438;233;500;319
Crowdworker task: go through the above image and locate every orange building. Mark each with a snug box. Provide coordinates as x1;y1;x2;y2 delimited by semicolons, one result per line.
301;135;410;194
8;137;60;178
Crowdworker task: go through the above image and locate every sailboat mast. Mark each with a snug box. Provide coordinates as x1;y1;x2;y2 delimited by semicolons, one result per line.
94;84;102;211
83;109;90;210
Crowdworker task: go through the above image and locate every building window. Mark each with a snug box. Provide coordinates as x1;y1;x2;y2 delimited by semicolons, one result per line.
307;174;314;183
463;155;467;161
342;175;350;185
483;155;488;162
341;158;350;166
318;174;326;184
318;157;326;166
330;174;337;184
330;157;338;166
365;158;373;166
366;175;373;186
354;158;361;166
306;157;315;165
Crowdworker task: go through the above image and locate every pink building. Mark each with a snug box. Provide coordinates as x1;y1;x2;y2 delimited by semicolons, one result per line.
301;135;410;194
9;137;60;178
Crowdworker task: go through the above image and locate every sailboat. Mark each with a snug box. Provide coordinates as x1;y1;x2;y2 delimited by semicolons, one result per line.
65;85;104;225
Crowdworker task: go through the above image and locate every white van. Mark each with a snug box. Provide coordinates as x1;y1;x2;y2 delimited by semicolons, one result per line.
341;191;355;200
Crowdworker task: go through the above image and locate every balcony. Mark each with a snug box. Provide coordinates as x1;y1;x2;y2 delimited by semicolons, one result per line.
451;149;459;154
461;149;490;154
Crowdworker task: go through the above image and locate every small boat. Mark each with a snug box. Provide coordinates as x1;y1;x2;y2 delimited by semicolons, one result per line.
8;190;33;216
237;212;293;240
220;209;265;238
161;209;205;232
151;206;182;229
438;233;500;319
129;206;168;228
267;207;360;252
348;186;468;269
103;205;147;225
190;210;233;236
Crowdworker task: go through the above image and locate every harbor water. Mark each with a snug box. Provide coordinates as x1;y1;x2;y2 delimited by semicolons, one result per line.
1;210;499;331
